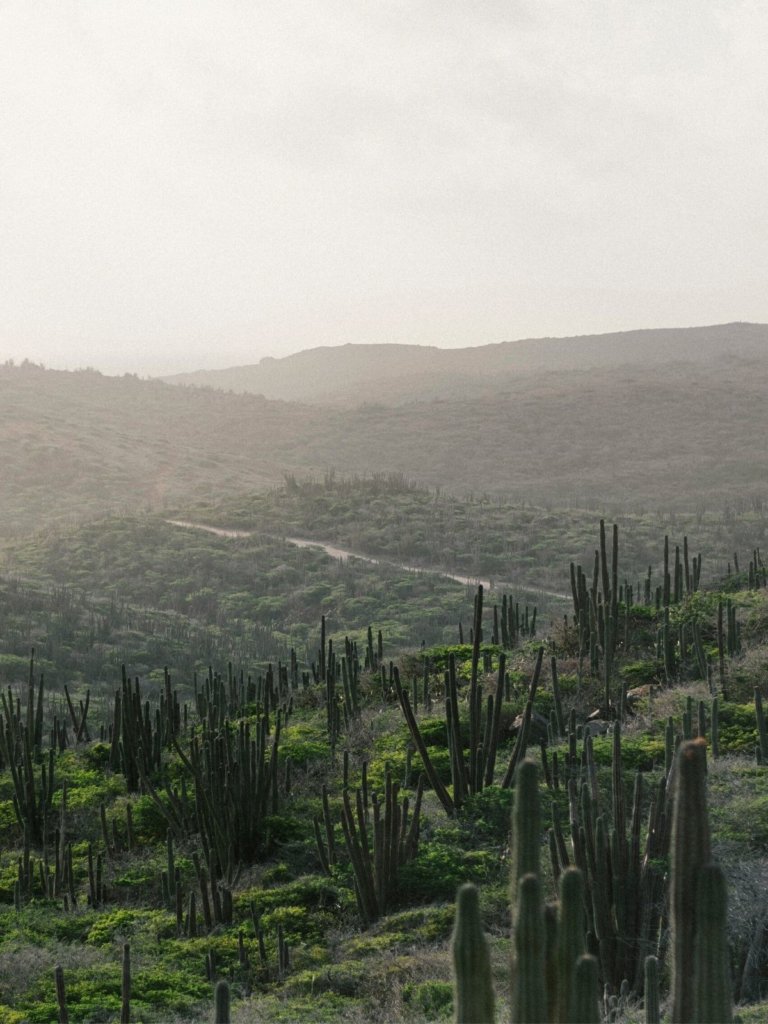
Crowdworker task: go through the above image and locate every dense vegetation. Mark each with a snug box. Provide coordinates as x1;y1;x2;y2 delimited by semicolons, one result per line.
0;477;767;1022
2;327;768;1021
0;512;477;687
184;475;768;596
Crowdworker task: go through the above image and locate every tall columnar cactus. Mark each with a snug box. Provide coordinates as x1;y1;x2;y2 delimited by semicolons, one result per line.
569;522;622;706
213;979;231;1024
338;770;423;925
513;873;547;1023
572;955;600;1024
556;867;585;1023
121;943;131;1024
54;965;68;1024
644;955;660;1024
693;863;732;1024
547;721;668;996
449;700;732;1023
670;738;732;1024
511;758;540;902
452;759;600;1024
452;884;495;1024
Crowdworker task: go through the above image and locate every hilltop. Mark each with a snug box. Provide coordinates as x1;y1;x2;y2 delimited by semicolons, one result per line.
161;322;768;405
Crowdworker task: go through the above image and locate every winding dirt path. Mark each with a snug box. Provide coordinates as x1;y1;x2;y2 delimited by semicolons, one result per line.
164;519;569;600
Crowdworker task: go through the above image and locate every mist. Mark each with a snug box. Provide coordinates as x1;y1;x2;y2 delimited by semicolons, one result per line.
2;1;768;375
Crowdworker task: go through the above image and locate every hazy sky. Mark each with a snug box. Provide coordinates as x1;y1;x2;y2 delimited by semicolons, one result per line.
1;1;766;375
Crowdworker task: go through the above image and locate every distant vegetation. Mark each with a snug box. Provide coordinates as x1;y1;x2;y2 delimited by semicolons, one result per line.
0;512;476;692
186;474;768;596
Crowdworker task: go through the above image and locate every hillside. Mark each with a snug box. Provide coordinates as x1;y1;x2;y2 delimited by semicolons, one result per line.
0;510;476;685
0;488;767;1021
4;328;768;542
0;363;318;536
161;322;768;406
181;476;767;597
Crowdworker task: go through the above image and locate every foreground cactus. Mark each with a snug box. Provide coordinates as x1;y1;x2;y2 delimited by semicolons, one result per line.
450;743;733;1024
693;863;732;1024
644;955;660;1024
452;760;600;1024
213;979;231;1024
452;884;495;1024
670;738;732;1024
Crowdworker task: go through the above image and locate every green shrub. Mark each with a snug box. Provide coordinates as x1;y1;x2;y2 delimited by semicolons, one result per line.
462;786;514;839
398;840;497;904
403;979;453;1019
281;724;332;767
86;908;175;946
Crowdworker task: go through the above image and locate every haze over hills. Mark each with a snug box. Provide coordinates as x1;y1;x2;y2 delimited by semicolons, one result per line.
161;322;768;405
3;322;768;540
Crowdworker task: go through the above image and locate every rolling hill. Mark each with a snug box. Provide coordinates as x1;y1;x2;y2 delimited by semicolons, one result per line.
3;323;768;541
161;322;768;405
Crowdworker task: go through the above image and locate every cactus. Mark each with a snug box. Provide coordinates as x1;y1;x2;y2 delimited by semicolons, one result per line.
395;598;543;811
451;883;495;1023
556;867;585;1023
669;738;733;1024
510;759;541;902
509;760;600;1022
644;955;660;1024
572;954;600;1024
449;743;736;1024
512;873;547;1023
121;943;131;1024
338;770;423;925
711;698;719;759
693;863;732;1024
54;965;68;1024
394;667;455;815
670;739;710;1022
213;979;231;1024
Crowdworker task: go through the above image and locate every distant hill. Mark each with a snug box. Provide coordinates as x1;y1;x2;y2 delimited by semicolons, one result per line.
4;323;768;541
0;363;319;537
161;322;768;405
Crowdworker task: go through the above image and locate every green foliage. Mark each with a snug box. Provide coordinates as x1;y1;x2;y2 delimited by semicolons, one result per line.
622;659;663;686
53;754;125;813
281;724;332;768
130;794;176;843
709;761;768;848
461;786;515;840
86;909;176;947
716;703;760;754
398;836;498;904
589;733;665;771
343;905;455;958
283;960;369;999
403;979;454;1019
236;875;349;944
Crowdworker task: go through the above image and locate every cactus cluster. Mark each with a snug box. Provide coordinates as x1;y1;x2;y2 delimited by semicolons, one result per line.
394;626;545;815
451;742;732;1024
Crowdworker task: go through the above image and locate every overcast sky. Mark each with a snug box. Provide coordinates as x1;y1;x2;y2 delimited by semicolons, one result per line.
1;1;766;375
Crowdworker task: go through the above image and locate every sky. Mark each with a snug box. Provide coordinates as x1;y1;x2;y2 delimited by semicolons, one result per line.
1;0;767;376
